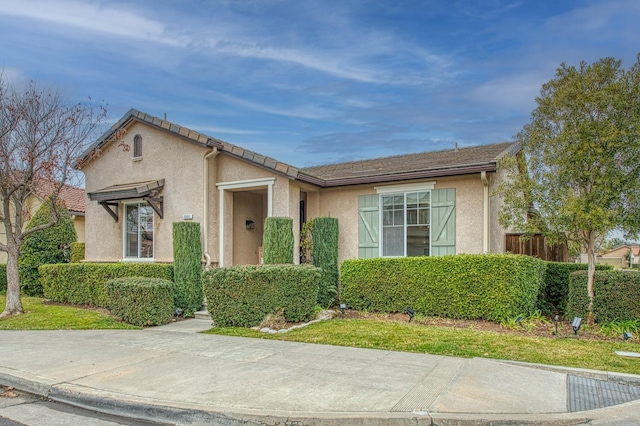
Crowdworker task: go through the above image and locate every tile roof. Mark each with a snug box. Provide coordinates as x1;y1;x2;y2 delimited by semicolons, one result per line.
34;180;85;214
77;109;520;189
299;141;519;186
76;109;300;179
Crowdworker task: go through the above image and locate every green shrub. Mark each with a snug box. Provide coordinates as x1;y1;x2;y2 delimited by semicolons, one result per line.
312;217;339;307
70;242;85;263
19;201;76;295
173;222;203;316
106;277;174;326
203;264;320;327
0;264;6;293
539;262;613;315
341;254;545;322
262;217;294;264
40;262;174;307
299;219;314;264
566;270;640;322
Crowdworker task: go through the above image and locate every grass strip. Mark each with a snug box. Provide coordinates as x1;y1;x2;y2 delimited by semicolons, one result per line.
0;296;139;330
206;318;640;375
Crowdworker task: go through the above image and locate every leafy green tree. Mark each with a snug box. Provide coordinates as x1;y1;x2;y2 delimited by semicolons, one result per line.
498;55;640;319
19;200;76;295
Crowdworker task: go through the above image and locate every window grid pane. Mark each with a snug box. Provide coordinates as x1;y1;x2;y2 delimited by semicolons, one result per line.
380;191;431;258
125;202;153;258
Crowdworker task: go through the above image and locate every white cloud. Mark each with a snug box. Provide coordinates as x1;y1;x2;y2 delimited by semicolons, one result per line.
0;0;186;46
211;91;335;120
189;125;263;136
467;72;546;113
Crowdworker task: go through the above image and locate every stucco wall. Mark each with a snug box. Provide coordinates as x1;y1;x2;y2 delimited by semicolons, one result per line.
82;122;207;262
232;191;264;265
215;155;292;266
73;215;85;243
313;174;491;263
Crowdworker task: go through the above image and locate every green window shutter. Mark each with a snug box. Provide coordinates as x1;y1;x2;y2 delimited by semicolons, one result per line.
358;195;379;258
431;188;456;256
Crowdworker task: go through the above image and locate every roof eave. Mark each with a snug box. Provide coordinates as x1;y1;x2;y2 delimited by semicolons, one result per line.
298;163;497;188
75;109;224;170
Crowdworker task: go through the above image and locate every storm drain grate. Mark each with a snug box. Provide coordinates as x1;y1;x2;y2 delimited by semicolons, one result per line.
568;375;640;412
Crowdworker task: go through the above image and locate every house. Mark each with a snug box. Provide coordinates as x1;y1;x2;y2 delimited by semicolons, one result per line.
76;109;519;266
597;245;640;268
0;181;85;264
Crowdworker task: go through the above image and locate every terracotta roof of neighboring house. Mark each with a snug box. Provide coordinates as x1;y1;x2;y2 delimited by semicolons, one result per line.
300;142;519;186
76;109;520;188
599;245;640;258
34;180;85;214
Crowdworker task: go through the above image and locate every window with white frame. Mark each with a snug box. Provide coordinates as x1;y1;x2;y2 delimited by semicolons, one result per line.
381;191;431;257
124;202;154;259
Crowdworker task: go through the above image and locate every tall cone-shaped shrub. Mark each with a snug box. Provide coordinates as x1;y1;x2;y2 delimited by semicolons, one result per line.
312;217;339;307
263;217;294;264
19;200;76;296
172;222;203;316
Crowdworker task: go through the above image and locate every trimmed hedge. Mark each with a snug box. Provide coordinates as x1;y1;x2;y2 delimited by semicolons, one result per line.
40;263;173;307
19;201;76;296
566;270;640;322
341;254;545;322
203;264;320;327
173;222;203;316
0;264;6;292
70;243;85;263
106;277;175;326
538;262;613;315
312;217;339;307
263;217;294;264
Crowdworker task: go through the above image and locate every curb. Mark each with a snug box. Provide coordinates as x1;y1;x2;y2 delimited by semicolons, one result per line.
1;368;637;426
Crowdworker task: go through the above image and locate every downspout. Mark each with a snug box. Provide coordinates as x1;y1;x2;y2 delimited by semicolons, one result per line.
203;147;219;268
481;171;489;253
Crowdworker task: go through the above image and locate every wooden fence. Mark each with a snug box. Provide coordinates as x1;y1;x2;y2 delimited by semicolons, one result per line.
505;234;568;262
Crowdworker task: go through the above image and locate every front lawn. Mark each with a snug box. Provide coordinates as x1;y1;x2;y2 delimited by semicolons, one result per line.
206;316;640;375
0;296;139;330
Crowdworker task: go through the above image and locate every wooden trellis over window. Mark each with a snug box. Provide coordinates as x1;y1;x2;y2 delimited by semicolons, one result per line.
88;179;164;222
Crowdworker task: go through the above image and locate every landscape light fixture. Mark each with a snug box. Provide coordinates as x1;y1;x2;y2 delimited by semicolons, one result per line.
554;315;560;335
516;316;524;327
175;308;183;317
624;332;633;341
340;303;346;314
245;220;255;230
572;317;582;335
405;308;415;322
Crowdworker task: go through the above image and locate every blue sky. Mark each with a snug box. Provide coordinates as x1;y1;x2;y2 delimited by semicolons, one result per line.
0;0;638;168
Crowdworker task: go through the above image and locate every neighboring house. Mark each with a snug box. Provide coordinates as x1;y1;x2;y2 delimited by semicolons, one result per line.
0;181;85;264
77;109;520;266
596;245;640;268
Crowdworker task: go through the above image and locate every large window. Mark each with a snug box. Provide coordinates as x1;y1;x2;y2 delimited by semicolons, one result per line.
381;191;430;257
125;202;154;259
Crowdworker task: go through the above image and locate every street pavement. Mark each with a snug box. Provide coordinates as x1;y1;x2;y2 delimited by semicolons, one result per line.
1;319;640;425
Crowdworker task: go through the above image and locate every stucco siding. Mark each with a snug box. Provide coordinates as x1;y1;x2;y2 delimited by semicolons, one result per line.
83;122;207;262
314;174;491;263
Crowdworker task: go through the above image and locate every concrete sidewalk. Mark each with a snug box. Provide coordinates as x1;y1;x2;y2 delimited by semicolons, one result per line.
1;319;640;425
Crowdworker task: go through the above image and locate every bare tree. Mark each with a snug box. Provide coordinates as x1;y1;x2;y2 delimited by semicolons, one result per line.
0;75;106;318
